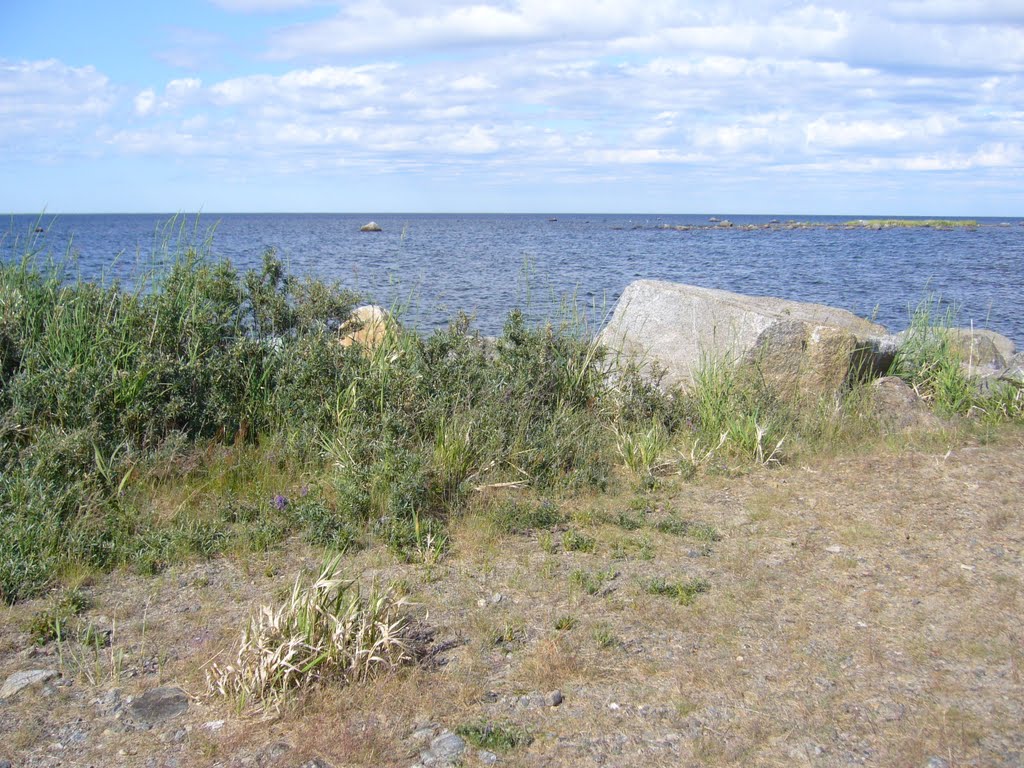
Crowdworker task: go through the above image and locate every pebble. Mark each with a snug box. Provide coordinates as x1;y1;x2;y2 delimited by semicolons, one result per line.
826;545;844;554
478;750;498;764
925;759;950;768
544;689;563;707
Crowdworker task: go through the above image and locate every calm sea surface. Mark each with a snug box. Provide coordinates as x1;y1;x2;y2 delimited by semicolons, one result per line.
4;213;1023;345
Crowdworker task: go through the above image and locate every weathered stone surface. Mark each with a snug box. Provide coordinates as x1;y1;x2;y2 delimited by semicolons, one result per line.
420;732;466;766
1001;352;1024;387
359;221;382;232
951;328;1015;367
871;377;941;433
0;669;58;700
598;280;891;399
128;686;189;725
338;305;393;350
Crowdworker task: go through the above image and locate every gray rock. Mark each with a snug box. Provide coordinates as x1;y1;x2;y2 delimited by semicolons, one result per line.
544;689;563;707
924;758;949;768
128;686;189;725
359;221;382;232
870;376;941;433
478;750;499;765
0;669;59;700
421;732;466;766
1000;351;1024;387
94;688;123;717
599;280;891;400
409;725;439;747
255;740;292;767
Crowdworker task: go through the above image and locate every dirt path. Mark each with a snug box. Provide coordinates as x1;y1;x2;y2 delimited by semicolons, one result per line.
2;430;1022;767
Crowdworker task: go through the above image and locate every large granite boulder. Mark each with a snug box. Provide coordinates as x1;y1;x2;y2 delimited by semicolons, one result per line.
598;280;893;400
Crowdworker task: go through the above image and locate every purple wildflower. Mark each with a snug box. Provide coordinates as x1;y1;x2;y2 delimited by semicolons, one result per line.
272;494;288;511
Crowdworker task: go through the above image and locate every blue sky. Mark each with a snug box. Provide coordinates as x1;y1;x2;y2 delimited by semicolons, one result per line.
2;0;1022;214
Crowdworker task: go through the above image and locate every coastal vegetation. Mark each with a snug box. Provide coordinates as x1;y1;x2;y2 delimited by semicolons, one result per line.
1;228;1021;607
1;223;1022;766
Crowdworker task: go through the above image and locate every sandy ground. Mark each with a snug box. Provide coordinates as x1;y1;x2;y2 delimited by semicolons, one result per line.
2;427;1022;768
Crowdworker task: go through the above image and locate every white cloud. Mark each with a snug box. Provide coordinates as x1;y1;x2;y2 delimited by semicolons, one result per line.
804;116;953;148
5;1;1024;210
0;59;114;149
134;88;156;116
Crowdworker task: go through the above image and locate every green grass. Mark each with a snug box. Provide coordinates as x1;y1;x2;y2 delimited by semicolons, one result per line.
643;576;711;605
561;530;596;553
569;567;616;595
455;720;533;751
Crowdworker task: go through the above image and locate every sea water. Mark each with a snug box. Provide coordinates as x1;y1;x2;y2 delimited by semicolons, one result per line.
4;213;1023;345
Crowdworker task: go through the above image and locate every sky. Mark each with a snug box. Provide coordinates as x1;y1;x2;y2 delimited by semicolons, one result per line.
1;0;1023;214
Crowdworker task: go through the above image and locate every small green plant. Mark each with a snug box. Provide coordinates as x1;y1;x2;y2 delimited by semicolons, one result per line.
487;498;564;534
492;619;527;647
56;620;125;686
686;357;787;465
28;587;90;645
643;576;711;605
603;510;644;530
455;719;533;751
655;518;721;542
611;535;655;561
561;530;596;553
615;420;671;479
569;567;616;596
554;614;577;631
207;556;411;710
592;623;620;649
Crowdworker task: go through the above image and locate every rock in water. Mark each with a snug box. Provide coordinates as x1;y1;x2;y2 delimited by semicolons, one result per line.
598;280;892;400
128;686;189;725
359;221;382;232
0;669;58;700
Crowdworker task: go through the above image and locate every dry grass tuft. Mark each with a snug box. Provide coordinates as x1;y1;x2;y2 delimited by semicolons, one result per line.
207;555;411;710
